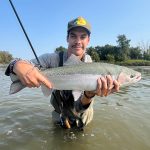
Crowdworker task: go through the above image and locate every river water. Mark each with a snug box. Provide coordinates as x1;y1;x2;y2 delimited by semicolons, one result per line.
0;66;150;150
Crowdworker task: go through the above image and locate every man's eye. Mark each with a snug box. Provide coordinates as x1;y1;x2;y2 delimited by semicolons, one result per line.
81;36;86;39
71;35;75;38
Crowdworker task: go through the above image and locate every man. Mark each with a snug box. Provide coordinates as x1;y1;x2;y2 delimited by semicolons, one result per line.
5;16;119;129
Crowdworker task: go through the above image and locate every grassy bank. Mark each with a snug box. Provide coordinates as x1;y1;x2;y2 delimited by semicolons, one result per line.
115;59;150;66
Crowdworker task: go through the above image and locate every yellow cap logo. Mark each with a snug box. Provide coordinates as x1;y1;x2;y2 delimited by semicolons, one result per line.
76;17;86;25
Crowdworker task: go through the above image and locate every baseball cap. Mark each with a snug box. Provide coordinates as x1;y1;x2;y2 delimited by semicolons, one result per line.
67;16;91;34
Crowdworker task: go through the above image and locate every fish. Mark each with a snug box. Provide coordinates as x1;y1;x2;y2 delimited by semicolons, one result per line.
9;54;141;96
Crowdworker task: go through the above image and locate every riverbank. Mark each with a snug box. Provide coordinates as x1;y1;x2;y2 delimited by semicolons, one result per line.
115;59;150;66
0;64;8;68
101;59;150;66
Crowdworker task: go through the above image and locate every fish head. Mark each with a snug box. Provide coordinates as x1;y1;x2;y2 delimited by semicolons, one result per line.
118;68;141;86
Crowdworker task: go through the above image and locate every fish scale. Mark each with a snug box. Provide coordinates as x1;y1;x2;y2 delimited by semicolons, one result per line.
44;63;122;76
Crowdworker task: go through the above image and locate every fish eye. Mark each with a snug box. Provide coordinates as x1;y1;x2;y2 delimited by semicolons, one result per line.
130;75;135;78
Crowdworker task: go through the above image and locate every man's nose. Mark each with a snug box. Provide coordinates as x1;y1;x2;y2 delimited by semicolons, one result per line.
75;37;81;43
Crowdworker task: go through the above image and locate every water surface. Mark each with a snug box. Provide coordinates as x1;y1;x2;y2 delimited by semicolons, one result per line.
0;66;150;150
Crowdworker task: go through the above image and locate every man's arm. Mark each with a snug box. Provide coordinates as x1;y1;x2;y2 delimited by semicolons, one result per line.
5;53;59;89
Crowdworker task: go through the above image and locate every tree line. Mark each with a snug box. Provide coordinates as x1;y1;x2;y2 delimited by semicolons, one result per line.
87;35;150;62
55;34;150;63
1;34;150;64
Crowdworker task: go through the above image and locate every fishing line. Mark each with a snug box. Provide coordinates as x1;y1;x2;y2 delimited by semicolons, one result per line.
8;0;42;67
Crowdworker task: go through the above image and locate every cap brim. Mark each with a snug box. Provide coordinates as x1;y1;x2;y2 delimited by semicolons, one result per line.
68;26;91;34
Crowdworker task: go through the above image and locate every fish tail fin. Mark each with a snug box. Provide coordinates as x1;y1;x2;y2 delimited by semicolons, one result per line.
9;81;25;94
41;84;52;97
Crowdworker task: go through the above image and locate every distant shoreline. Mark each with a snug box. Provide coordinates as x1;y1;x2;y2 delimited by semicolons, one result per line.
115;59;150;66
0;64;8;68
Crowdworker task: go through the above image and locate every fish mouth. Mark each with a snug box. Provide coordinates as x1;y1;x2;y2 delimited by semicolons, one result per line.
136;75;141;80
136;73;141;81
130;72;141;84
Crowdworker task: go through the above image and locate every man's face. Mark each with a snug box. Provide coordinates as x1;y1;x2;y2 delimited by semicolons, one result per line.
67;27;90;59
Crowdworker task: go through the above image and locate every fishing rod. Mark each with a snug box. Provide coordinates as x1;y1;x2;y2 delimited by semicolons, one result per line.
8;0;42;67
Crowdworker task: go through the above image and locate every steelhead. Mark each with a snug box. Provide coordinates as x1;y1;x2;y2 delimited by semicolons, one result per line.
9;54;141;96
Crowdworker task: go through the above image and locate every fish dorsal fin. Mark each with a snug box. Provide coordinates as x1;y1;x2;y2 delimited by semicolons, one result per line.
64;54;83;66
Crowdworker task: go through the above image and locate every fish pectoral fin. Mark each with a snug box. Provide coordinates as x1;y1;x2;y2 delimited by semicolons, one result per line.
117;72;127;85
41;84;52;97
9;81;25;94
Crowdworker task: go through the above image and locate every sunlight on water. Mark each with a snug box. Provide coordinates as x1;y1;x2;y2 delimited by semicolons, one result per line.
0;66;150;150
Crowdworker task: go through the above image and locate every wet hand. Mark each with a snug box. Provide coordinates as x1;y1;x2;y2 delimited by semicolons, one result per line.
96;75;120;96
13;60;52;89
84;75;120;98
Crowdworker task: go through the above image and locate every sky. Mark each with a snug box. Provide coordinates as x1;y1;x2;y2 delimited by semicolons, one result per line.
0;0;150;59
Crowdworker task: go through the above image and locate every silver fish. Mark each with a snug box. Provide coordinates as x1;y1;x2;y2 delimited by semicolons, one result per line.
9;54;141;96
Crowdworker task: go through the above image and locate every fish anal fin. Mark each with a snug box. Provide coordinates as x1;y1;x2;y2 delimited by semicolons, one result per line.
41;84;52;97
9;81;25;94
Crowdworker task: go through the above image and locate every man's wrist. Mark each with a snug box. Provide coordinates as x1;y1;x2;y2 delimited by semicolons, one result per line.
5;59;21;76
84;91;95;99
13;60;34;74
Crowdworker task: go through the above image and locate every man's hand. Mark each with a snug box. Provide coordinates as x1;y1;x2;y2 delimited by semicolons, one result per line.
96;75;119;96
84;75;120;98
13;60;52;89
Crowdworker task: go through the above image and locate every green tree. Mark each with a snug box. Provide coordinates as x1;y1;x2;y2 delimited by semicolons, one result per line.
129;47;142;59
0;51;13;63
55;46;67;52
95;45;111;61
95;45;119;62
147;47;150;55
116;34;131;61
87;47;100;62
143;51;150;60
106;54;115;62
